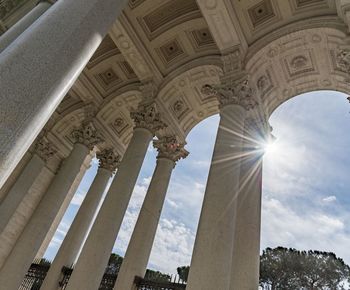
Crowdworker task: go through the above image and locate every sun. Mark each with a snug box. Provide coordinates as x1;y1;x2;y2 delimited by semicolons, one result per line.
264;141;279;155
262;135;282;160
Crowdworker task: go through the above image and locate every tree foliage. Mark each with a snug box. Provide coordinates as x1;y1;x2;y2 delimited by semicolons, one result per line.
260;247;350;290
177;266;190;282
105;253;170;281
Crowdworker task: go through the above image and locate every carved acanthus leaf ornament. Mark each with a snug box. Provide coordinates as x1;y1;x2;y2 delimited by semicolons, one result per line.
96;148;120;173
71;122;104;151
35;138;57;162
201;77;258;110
130;102;167;135
336;48;350;73
153;136;189;163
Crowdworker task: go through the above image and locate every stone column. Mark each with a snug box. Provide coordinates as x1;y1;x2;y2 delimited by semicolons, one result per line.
65;103;167;290
0;122;102;290
0;0;128;190
114;136;188;290
186;78;257;290
41;148;119;290
0;138;56;236
34;153;93;260
0;1;54;54
229;118;269;290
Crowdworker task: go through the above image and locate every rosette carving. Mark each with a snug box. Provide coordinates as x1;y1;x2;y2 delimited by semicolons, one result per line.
96;148;120;173
153;136;189;164
201;77;257;110
336;48;350;73
130;102;167;135
35;138;57;162
71;122;104;150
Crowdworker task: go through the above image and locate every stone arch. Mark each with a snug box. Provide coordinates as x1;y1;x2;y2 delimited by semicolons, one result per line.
156;63;222;140
245;26;350;116
95;90;142;155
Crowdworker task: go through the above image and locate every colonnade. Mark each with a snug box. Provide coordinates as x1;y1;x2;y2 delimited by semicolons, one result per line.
0;1;268;290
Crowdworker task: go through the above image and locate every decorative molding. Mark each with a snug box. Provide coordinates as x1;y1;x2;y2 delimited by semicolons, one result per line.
95;68;123;90
282;50;318;80
221;51;244;81
110;116;130;137
0;0;26;20
137;0;201;41
35;138;57;162
196;0;245;51
71;122;104;150
96;148;120;173
156;38;187;66
256;70;274;96
87;35;121;69
201;77;258;110
187;28;218;52
140;81;158;103
336;48;350;74
153;135;189;163
170;98;191;121
248;0;276;28
130;102;167;134
128;0;146;9
109;19;155;82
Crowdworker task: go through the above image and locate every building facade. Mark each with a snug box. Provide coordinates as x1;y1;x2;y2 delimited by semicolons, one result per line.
0;0;350;289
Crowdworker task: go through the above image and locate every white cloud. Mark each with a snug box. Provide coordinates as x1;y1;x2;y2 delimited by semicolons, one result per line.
166;198;179;209
71;191;86;206
55;221;70;237
148;219;195;273
322;195;337;203
261;196;350;263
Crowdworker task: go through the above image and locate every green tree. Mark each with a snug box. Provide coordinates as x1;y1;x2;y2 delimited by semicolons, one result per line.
177;266;190;282
145;269;171;282
105;253;123;274
259;247;350;290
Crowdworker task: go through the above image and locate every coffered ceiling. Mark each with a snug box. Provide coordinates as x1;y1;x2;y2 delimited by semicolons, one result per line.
2;0;349;156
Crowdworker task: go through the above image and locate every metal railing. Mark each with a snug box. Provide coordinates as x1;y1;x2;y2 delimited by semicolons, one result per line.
20;261;187;290
19;259;50;290
134;276;186;290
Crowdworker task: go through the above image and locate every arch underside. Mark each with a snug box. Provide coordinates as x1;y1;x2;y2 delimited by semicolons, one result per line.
33;0;350;158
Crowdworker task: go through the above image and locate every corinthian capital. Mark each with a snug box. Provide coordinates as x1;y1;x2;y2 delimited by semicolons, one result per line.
71;122;104;150
201;77;258;111
96;148;120;173
153;136;189;164
130;102;167;135
35;138;57;162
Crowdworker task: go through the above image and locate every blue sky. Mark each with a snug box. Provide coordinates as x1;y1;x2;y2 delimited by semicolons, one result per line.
45;90;350;275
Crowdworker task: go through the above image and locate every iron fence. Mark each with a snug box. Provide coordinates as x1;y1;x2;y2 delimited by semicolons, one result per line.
18;259;50;290
134;276;186;290
20;261;186;290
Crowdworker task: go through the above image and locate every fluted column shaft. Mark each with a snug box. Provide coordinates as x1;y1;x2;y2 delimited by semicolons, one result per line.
0;1;53;54
114;136;188;290
0;142;90;289
0;0;128;189
65;128;153;290
34;154;92;260
65;100;167;290
0;138;56;237
229;121;266;290
230;160;262;290
0;154;44;234
41;160;116;290
187;76;257;290
186;104;246;290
